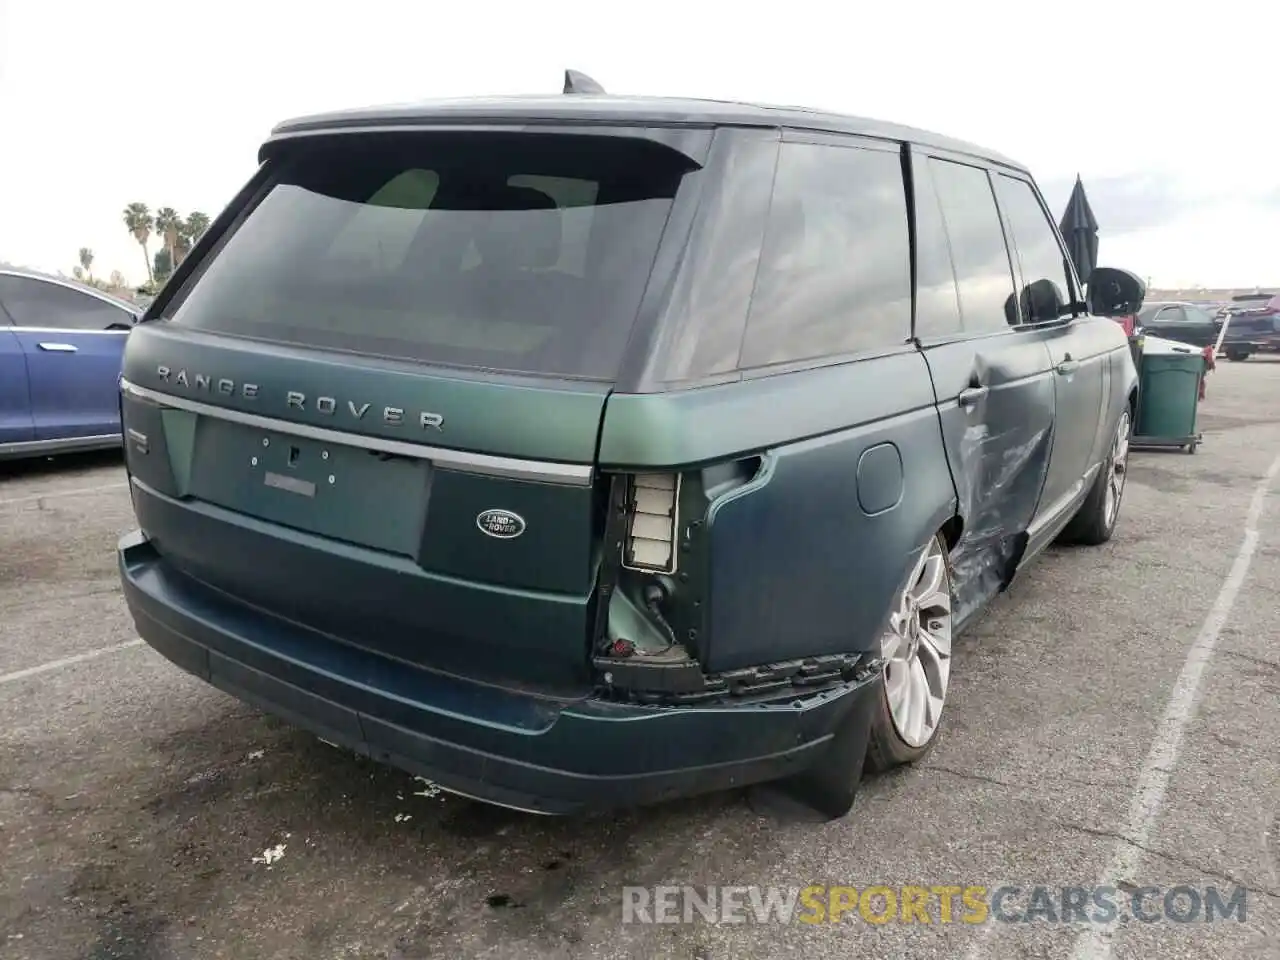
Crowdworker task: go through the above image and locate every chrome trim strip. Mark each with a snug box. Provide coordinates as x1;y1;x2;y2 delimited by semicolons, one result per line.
119;378;594;486
0;434;123;458
10;327;131;335
1025;462;1100;541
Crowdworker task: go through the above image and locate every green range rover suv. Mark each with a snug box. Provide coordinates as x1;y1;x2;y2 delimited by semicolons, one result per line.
116;85;1144;818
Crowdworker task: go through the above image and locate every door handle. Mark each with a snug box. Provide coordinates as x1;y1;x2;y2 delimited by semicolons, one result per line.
1056;359;1079;375
37;342;78;353
958;385;989;408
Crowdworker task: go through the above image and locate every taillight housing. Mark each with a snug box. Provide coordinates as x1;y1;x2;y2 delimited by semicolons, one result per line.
621;473;680;574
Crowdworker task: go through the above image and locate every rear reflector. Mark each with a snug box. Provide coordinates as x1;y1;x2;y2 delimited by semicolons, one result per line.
622;473;680;573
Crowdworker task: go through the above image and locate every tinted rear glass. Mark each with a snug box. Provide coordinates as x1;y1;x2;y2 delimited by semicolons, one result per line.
165;133;690;379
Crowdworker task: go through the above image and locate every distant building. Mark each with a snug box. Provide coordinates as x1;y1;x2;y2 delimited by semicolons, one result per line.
1146;286;1277;303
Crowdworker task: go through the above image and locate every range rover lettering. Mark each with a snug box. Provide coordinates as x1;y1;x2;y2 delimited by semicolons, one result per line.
116;77;1144;818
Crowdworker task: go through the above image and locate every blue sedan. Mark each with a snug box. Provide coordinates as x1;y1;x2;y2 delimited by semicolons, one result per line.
0;266;140;459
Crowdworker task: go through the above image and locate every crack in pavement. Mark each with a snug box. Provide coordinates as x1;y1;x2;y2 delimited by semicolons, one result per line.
1216;647;1280;672
0;586;122;614
927;763;1137;794
1058;820;1280;901
926;765;1280;900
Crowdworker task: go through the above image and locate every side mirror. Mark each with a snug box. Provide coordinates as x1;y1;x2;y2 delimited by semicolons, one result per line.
1087;267;1146;318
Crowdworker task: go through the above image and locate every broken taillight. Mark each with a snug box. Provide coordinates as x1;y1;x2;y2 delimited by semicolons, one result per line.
621;473;680;574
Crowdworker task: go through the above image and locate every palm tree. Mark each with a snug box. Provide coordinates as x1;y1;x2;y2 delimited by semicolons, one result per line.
78;247;94;281
123;202;154;284
154;207;180;275
153;247;173;283
179;211;211;262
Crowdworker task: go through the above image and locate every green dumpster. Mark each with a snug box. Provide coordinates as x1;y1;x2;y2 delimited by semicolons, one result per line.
1132;346;1205;453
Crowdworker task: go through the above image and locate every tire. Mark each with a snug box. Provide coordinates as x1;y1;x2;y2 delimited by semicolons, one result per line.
865;532;954;773
1058;409;1131;546
1226;348;1250;361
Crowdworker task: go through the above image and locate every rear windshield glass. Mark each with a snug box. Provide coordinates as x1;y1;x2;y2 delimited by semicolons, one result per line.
165;133;690;379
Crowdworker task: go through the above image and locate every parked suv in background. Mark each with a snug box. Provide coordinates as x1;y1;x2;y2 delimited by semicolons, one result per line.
116;90;1143;818
1;266;139;459
1215;293;1280;361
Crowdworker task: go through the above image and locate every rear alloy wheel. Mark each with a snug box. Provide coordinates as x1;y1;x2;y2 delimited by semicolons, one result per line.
1058;409;1131;546
1102;410;1131;529
866;533;953;771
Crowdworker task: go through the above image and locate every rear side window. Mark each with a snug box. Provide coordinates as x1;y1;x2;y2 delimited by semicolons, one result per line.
927;159;1018;333
739;140;911;368
912;161;964;339
993;174;1075;324
165;133;691;380
0;275;134;330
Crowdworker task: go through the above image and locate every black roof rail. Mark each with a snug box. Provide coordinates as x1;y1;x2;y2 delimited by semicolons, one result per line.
563;69;605;95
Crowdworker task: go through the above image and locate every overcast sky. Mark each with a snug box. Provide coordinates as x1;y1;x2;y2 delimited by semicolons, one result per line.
1;0;1276;288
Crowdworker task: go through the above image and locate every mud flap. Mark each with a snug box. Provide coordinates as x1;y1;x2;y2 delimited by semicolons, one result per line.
747;682;879;821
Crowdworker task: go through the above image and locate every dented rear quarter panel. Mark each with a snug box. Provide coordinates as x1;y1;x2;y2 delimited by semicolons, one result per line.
598;351;958;674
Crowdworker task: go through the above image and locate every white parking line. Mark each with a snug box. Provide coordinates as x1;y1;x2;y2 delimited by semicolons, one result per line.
0;639;144;686
0;482;128;508
1070;451;1280;960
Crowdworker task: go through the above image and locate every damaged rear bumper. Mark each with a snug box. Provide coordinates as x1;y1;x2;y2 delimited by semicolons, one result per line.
118;530;882;815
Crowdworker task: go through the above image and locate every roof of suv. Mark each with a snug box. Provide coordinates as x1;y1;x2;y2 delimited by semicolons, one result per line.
265;94;1025;171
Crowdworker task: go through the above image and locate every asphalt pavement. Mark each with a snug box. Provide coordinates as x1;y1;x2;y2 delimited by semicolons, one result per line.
2;362;1278;960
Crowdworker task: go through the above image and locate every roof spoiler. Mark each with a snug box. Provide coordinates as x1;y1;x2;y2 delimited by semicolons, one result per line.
563;69;605;95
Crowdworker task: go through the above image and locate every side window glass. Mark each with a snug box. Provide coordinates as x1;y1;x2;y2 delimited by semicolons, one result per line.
994;175;1074;325
740;140;912;368
0;275;133;330
927;159;1019;333
913;161;963;339
653;131;777;384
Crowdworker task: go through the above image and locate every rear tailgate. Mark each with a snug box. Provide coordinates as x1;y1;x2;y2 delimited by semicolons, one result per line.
121;327;610;688
121;128;700;689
